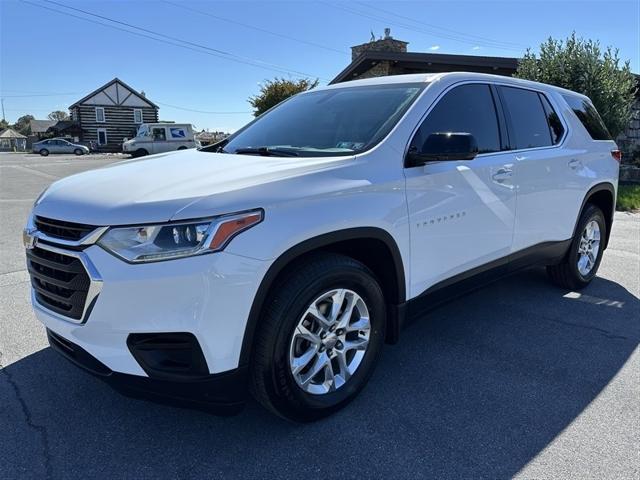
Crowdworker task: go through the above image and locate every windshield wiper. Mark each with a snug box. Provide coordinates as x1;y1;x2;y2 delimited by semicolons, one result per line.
233;147;299;157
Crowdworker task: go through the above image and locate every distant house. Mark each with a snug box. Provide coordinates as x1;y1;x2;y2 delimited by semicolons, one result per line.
29;119;56;138
332;29;640;162
69;78;159;152
0;128;27;151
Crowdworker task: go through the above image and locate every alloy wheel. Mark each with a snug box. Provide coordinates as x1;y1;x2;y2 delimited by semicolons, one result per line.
577;220;601;276
288;289;370;395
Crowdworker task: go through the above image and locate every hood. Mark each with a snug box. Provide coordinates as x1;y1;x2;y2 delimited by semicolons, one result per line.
34;150;355;225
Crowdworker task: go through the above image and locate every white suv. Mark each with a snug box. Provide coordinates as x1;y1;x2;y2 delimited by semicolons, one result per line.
25;73;620;421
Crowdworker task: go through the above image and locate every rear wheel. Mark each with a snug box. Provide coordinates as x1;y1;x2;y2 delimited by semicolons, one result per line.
39;149;49;156
250;253;386;422
547;204;606;290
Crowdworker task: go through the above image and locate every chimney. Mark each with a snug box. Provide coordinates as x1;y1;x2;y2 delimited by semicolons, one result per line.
140;90;146;97
351;28;409;61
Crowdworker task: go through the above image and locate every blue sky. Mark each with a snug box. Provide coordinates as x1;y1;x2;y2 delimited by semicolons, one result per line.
1;0;638;131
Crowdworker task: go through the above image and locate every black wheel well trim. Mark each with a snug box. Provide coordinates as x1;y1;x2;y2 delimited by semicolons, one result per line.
238;227;407;366
574;182;616;248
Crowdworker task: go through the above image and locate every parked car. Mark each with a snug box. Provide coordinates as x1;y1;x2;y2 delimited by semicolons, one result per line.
32;138;89;156
122;123;200;157
24;73;620;421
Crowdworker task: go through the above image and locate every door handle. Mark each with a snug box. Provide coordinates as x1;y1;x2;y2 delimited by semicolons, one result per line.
568;159;582;169
492;167;513;182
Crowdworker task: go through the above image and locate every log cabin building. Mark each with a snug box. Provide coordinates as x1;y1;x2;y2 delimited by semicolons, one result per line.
69;78;159;152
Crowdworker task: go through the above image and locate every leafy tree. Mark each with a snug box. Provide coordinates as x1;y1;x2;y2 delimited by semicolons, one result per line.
12;114;34;135
0;119;9;131
48;110;69;121
515;33;636;138
249;77;319;117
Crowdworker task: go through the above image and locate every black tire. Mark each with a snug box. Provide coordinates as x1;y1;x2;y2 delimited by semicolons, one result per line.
177;146;188;150
39;149;49;156
134;148;149;157
547;204;606;290
250;253;386;422
74;148;83;156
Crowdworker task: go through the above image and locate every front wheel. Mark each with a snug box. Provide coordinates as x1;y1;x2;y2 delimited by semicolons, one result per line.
74;148;84;156
547;204;606;290
250;253;386;422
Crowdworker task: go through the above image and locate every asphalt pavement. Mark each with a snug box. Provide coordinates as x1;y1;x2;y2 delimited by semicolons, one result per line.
1;152;638;479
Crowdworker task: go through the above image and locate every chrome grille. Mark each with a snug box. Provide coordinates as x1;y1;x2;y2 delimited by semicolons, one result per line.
27;246;92;321
34;216;97;242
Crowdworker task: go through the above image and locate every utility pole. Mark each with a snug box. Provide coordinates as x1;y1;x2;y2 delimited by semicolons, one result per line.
1;98;5;121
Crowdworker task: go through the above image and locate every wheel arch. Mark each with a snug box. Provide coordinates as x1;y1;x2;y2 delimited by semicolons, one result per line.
575;182;616;249
239;227;407;366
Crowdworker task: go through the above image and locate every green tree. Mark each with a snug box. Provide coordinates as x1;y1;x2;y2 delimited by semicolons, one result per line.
47;110;69;121
0;119;9;131
12;114;34;135
515;33;636;138
249;77;319;117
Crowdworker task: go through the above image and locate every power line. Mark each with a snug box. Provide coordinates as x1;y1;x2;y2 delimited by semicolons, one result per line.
0;93;80;98
319;1;524;52
155;101;251;115
162;0;347;56
21;0;325;80
41;0;324;78
353;1;527;49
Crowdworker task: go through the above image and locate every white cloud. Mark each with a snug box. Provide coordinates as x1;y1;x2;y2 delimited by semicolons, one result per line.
429;45;440;51
472;46;481;51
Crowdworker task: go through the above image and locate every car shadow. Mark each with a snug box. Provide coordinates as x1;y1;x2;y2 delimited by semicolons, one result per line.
2;268;638;479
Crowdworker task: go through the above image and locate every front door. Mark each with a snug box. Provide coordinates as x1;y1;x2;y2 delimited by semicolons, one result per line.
404;83;517;298
97;128;107;147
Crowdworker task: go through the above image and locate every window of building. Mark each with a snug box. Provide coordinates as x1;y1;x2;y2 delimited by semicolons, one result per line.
134;109;143;124
95;107;105;123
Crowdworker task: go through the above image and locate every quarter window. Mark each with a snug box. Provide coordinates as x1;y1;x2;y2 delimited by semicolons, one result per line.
133;109;143;124
95;107;105;123
410;84;501;156
561;94;611;140
499;86;552;149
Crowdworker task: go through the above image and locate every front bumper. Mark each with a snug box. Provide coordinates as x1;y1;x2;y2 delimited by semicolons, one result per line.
47;328;248;413
32;242;269;377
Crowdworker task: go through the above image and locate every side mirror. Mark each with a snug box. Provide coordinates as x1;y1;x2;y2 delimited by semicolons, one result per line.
406;132;479;167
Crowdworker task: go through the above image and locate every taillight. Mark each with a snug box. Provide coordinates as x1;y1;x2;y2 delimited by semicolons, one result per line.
611;150;622;162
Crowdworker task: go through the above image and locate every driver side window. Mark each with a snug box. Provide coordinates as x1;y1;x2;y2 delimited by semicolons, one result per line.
411;84;501;155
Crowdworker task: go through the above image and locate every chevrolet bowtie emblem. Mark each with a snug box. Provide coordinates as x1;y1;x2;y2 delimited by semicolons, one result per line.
23;229;37;250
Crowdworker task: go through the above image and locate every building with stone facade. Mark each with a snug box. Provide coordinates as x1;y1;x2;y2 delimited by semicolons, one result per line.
332;30;640;164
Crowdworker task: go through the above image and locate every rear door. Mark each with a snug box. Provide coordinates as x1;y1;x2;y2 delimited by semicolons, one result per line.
496;85;577;251
405;83;517;296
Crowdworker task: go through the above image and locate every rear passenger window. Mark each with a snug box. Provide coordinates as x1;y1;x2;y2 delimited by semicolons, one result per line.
499;86;552;149
539;94;564;144
411;84;501;155
562;95;612;140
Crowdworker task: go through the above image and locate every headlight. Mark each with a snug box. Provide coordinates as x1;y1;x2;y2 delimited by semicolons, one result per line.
97;210;263;263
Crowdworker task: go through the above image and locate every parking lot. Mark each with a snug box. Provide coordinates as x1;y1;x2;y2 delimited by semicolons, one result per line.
1;152;638;479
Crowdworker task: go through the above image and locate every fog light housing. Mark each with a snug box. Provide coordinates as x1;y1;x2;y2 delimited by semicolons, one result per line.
127;333;209;381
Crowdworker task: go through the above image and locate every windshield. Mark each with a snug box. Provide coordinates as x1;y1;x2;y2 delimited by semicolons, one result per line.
218;83;425;157
136;125;149;137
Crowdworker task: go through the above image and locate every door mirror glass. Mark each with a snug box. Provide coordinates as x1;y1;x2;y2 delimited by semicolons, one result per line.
406;132;478;166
